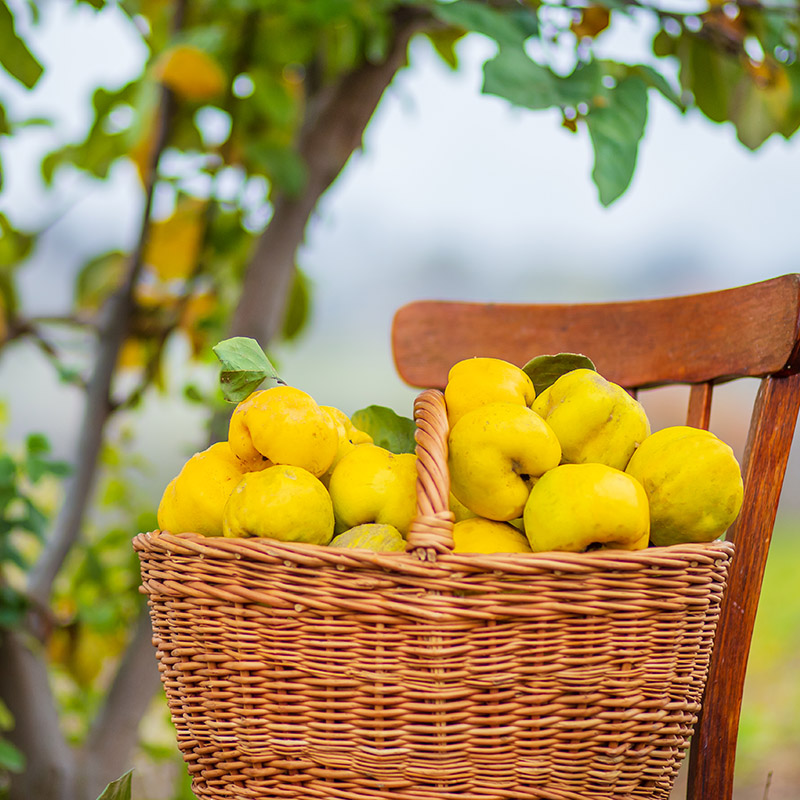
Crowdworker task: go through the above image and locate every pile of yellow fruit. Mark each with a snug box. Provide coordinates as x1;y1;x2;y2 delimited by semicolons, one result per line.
444;357;743;554
157;385;415;552
157;355;744;556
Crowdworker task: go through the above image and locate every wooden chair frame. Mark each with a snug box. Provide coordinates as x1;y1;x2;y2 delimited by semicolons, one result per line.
391;273;800;800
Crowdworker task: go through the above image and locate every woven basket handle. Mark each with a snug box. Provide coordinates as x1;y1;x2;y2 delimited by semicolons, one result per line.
407;389;455;561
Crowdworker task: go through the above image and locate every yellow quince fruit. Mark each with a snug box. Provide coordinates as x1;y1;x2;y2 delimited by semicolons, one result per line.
329;523;406;552
328;444;418;535
228;385;338;477
524;463;650;553
448;402;561;521
449;492;477;523
319;405;374;485
452;517;532;554
532;368;650;471
445;356;536;428
625;425;743;546
157;441;256;536
222;464;334;544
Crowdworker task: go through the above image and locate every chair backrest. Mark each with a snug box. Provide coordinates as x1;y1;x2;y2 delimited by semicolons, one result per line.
391;273;800;800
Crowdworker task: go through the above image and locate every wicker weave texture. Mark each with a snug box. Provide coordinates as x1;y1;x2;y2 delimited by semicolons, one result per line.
134;390;734;800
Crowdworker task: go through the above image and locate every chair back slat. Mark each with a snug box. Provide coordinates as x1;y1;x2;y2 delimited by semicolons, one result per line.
391;274;800;390
686;382;713;429
391;274;800;800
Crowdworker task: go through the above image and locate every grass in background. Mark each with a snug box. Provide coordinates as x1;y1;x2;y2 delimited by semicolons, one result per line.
735;513;800;798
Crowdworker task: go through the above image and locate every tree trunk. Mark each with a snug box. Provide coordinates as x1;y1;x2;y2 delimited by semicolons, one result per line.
228;7;425;345
0;630;76;800
1;9;429;800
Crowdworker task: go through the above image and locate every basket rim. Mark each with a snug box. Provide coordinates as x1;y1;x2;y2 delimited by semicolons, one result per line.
134;528;734;577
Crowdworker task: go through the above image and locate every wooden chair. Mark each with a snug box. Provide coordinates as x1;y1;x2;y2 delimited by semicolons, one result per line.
391;273;800;800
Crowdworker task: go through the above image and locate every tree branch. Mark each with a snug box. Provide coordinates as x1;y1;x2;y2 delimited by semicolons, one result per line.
25;85;180;622
0;5;186;800
75;607;161;799
0;630;75;800
226;7;430;346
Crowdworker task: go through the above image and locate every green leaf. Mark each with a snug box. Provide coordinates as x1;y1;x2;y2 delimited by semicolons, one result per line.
483;46;602;111
212;336;283;403
94;769;133;800
245;143;307;198
586;75;648;206
281;267;311;341
25;432;70;482
0;699;14;731
350;406;416;455
75;251;127;310
431;0;538;46
0;213;34;268
628;63;685;111
0;2;44;89
522;353;596;395
728;62;800;149
0;737;25;773
679;34;741;124
483;46;561;110
0;454;17;511
652;29;677;58
424;26;466;70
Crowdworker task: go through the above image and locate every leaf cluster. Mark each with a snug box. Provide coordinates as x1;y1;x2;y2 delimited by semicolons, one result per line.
420;0;800;204
0;433;70;629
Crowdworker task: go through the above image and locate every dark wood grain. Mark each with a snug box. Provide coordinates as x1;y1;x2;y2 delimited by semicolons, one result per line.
391;273;800;800
392;274;800;390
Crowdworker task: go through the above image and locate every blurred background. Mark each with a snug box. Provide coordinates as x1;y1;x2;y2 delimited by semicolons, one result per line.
0;1;798;798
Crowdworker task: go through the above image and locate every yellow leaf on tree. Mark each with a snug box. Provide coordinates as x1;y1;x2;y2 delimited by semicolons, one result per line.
180;289;216;327
129;128;154;185
154;44;226;101
180;289;218;356
117;338;147;371
144;202;205;281
571;6;611;39
133;280;179;309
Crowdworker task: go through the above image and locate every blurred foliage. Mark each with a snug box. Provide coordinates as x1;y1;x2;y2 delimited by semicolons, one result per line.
0;431;71;630
1;0;800;798
0;425;68;795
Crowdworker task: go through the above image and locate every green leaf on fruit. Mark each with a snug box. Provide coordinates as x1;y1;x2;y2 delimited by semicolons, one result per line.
94;769;133;800
350;406;416;455
212;337;283;403
523;353;596;395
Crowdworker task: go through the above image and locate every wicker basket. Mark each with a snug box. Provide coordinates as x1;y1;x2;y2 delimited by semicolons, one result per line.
134;389;734;800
